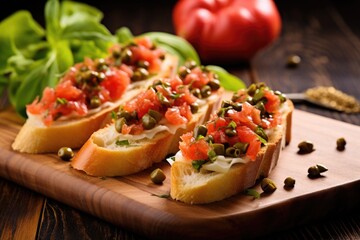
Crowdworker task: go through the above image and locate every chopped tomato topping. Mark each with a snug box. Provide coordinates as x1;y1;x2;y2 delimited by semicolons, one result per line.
179;132;211;161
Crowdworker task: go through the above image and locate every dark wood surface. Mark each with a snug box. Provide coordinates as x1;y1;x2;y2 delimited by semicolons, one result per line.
1;0;360;239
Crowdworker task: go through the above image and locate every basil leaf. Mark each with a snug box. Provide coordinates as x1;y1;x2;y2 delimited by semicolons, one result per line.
54;40;74;77
0;11;45;71
60;1;104;26
206;65;246;92
45;0;61;45
13;55;59;117
116;27;134;45
116;139;130;146
140;32;200;66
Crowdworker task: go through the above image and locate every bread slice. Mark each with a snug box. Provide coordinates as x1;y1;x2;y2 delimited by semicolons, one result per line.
70;91;223;177
11;55;178;154
170;100;293;204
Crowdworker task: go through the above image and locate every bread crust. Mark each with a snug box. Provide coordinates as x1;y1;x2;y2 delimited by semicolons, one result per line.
170;100;294;204
70;90;223;177
11;55;178;154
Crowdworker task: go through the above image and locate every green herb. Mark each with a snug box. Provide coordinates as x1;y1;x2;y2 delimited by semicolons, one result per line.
56;97;68;105
151;193;170;199
207;149;217;162
206;65;246;92
244;188;261;199
110;110;117;120
0;0;115;118
192;159;208;171
227;120;237;129
115;139;130;146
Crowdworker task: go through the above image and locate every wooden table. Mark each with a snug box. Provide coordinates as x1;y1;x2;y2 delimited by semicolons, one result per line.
1;0;360;239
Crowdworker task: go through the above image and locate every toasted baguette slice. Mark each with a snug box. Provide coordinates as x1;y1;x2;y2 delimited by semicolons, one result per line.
70;91;223;177
12;55;178;154
170;100;293;204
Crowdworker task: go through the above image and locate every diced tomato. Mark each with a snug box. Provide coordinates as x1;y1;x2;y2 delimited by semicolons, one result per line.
55;80;84;101
123;88;161;118
228;102;259;130
206;117;227;134
264;90;280;113
134;37;153;49
100;68;130;100
165;106;188;125
183;67;211;89
236;125;261;160
179;132;211;161
121;123;144;135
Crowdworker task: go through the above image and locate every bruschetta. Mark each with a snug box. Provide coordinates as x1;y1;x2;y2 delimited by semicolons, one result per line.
70;62;223;176
12;37;178;153
169;83;293;204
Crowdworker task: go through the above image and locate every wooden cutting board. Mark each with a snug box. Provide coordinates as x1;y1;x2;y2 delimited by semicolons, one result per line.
1;108;360;240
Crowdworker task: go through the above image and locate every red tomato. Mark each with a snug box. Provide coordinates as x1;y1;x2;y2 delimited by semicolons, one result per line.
124;89;161;118
236;126;261;160
100;68;130;100
173;0;281;63
165;106;188;125
179;132;211;161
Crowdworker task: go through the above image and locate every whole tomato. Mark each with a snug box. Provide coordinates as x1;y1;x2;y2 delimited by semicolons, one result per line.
173;0;282;63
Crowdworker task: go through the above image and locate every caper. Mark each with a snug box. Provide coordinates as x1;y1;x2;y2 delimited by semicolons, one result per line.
336;137;346;151
225;147;240;157
204;134;214;143
208;79;221;91
178;66;191;79
261;178;277;193
275;90;287;103
252;89;264;103
194;125;208;139
58;147;74;161
150;168;166;184
148;109;162;123
142;114;157;130
284;177;296;188
191;88;202;98
111;49;121;59
307;164;327;178
247;83;257;96
221;100;232;108
115;117;126;133
156;92;170;106
232;102;242;111
95;58;108;71
137;60;150;69
190;102;199;113
212;143;225;156
298;141;314;154
184;60;197;69
316;164;328;173
254;101;265;115
121;48;133;64
286;55;301;68
225;128;237;137
307;165;320;178
233;142;249;154
255;126;268;142
90;96;101;109
132;68;149;81
117;110;133;121
200;85;212;98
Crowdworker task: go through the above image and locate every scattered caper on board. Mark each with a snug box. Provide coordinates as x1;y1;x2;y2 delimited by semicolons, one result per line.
58;147;74;161
307;164;328;178
261;178;277;193
297;141;315;154
336;137;346;151
286;55;301;68
150;168;166;184
284;177;296;189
